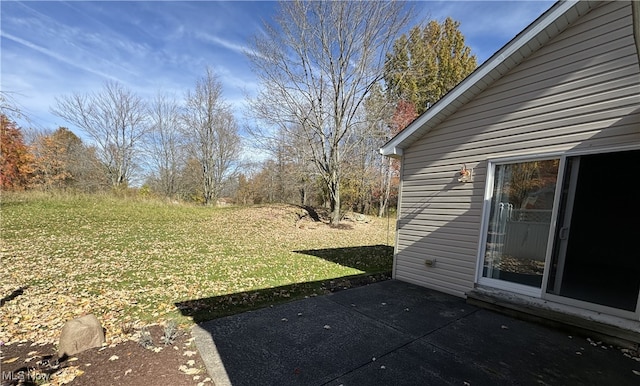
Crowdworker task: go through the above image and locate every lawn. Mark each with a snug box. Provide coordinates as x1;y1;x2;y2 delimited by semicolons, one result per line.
0;192;395;345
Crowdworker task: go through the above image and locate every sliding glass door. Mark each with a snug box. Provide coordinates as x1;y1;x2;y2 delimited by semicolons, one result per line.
479;150;640;317
481;159;559;291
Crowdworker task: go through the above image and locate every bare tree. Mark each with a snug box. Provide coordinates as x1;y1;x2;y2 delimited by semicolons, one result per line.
246;122;315;205
183;68;241;205
146;92;185;198
246;0;412;224
51;81;149;187
361;83;405;217
1;91;26;121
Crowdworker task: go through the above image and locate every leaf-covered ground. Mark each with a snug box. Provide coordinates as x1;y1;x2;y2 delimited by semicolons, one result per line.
0;192;395;346
0;324;212;386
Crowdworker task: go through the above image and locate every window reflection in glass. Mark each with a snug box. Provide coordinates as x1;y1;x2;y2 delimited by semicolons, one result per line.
483;159;559;287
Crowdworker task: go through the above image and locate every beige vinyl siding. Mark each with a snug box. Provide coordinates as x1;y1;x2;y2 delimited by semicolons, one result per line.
394;1;640;297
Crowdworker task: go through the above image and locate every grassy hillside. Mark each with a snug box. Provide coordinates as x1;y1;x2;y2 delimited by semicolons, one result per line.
0;192;394;344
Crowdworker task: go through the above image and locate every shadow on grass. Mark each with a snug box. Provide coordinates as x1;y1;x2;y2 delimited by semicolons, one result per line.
175;272;391;323
175;245;394;323
1;286;29;307
294;245;394;273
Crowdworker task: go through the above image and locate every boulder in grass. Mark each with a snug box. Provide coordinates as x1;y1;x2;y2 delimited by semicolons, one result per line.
58;314;105;356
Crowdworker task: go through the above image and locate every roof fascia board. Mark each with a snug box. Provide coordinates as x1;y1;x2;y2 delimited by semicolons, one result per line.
379;0;587;157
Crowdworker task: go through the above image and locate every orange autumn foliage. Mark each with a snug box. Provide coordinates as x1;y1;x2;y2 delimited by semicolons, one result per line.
0;114;33;190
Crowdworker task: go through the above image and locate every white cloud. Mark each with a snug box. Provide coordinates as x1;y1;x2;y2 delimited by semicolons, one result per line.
195;32;251;56
1;31;121;81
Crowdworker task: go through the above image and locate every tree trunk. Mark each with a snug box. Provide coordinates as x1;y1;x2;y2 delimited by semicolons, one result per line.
329;178;340;225
299;186;307;206
203;164;214;205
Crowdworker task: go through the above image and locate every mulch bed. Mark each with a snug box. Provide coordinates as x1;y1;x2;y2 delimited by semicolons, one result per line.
1;274;393;386
0;325;211;386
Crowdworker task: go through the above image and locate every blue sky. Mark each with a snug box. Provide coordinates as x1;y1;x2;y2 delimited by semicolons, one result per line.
1;0;555;134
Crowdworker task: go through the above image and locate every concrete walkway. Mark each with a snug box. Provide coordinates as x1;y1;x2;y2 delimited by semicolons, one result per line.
192;280;640;385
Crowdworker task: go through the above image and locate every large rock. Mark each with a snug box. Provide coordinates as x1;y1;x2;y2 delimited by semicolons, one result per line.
58;314;105;356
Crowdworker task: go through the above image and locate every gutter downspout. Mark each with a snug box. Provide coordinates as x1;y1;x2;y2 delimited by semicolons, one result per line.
391;154;404;280
379;147;403;280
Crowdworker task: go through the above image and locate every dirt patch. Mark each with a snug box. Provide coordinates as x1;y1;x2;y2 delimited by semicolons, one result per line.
0;325;210;386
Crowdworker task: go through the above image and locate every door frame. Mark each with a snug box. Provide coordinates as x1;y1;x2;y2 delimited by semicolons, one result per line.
476;152;563;298
544;156;580;296
476;145;640;320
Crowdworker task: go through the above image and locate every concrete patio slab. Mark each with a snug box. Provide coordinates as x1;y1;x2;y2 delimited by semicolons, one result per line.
326;338;509;386
192;295;413;385
328;279;477;338
192;280;640;385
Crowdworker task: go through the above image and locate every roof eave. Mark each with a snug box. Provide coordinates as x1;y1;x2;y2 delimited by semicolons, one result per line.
379;146;403;158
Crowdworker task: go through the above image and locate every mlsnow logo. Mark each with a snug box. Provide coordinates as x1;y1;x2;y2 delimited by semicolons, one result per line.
2;369;51;382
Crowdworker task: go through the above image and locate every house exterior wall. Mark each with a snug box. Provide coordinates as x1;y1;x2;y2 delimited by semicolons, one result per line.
394;1;640;297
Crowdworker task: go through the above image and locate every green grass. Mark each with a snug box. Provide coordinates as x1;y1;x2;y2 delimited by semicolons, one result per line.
0;192;394;344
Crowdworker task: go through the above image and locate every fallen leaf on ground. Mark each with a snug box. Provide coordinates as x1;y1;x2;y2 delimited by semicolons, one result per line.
179;364;201;375
51;366;84;384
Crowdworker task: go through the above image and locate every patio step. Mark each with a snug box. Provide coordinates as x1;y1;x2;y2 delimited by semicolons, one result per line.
466;288;640;352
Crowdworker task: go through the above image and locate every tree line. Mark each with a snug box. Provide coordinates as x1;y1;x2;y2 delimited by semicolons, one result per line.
1;1;477;223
